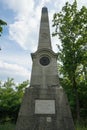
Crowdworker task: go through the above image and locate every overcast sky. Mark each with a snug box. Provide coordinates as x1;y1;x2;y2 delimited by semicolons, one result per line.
0;0;87;83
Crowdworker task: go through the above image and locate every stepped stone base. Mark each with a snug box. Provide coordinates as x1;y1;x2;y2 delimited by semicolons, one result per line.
15;86;75;130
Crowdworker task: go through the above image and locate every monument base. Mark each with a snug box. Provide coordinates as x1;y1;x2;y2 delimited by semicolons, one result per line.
15;86;75;130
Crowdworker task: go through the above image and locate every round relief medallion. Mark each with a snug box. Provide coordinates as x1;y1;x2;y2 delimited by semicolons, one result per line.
40;56;50;66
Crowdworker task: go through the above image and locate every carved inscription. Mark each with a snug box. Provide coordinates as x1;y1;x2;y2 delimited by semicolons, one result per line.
35;100;55;114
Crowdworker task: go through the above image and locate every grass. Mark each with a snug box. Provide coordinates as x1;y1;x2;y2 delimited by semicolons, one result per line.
0;123;87;130
75;120;87;130
76;124;87;130
76;127;87;130
0;123;15;130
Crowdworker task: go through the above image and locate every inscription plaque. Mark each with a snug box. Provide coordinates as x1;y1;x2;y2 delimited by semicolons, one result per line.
35;100;55;114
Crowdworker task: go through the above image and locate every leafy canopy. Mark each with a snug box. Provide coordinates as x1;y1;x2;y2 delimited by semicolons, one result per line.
0;19;7;36
0;78;29;122
52;0;87;82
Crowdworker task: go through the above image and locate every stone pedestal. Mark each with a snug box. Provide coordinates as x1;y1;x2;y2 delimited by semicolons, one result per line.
15;86;75;130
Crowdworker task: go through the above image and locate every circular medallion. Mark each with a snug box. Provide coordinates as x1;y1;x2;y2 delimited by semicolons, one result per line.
40;56;50;66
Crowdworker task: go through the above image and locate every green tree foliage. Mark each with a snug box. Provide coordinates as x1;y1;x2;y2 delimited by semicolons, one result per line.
0;19;7;50
52;0;87;122
0;78;29;123
0;19;7;36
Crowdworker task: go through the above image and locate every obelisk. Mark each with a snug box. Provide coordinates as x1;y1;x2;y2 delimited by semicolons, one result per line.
15;7;75;130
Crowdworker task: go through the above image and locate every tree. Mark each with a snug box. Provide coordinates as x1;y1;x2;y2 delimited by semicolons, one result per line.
0;19;7;50
52;0;87;122
0;19;7;36
0;78;15;122
0;78;29;123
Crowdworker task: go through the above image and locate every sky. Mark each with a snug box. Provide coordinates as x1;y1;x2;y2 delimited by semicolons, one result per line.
0;0;87;83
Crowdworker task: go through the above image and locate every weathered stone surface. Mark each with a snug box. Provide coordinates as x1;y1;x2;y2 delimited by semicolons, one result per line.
15;7;75;130
15;87;75;130
38;7;51;50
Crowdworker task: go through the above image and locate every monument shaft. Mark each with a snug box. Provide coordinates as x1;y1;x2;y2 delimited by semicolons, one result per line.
15;7;75;130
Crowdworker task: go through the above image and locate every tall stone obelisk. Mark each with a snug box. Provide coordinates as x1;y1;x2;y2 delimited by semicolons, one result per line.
15;7;75;130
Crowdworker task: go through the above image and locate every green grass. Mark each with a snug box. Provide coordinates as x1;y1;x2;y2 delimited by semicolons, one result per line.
0;123;15;130
75;121;87;130
0;123;87;130
76;127;87;130
76;124;87;130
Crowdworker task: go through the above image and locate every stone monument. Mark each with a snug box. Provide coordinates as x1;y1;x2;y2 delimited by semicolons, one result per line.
15;7;75;130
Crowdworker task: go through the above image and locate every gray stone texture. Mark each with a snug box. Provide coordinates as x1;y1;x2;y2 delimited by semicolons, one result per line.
15;7;75;130
38;7;51;50
15;87;75;130
30;49;59;88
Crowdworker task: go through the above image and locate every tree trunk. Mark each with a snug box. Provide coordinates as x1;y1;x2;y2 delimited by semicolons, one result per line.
83;65;87;82
72;76;80;122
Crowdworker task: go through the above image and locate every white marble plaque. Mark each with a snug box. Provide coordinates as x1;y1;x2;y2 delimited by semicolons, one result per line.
35;100;55;114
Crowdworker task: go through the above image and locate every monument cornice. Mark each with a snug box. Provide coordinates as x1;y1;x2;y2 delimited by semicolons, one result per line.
31;48;58;59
